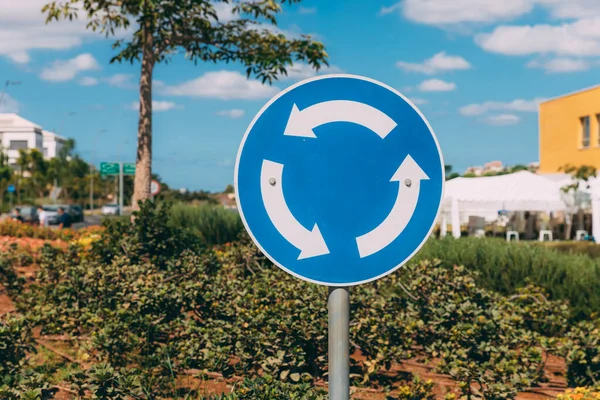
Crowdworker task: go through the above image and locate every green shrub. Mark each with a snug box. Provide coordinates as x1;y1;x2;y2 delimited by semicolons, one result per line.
557;387;600;399
415;237;600;320
204;374;326;399
563;319;600;387
0;315;34;380
94;200;204;267
69;363;145;399
498;284;571;338
0;249;25;297
395;376;436;400
8;203;595;398
0;370;56;400
398;261;543;399
540;241;600;259
169;203;244;246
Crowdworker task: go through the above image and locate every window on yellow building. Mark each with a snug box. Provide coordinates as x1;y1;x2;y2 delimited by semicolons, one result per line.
581;116;590;148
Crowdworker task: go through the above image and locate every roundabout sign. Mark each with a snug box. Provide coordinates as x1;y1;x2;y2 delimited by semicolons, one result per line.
234;74;444;398
235;74;444;286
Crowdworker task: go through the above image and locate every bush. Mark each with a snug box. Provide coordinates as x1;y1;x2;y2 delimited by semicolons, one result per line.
563;319;600;387
395;376;436;400
0;371;56;400
416;237;600;320
6;202;594;398
169;203;244;245
0;315;34;380
93;201;203;267
0;220;78;241
69;363;145;399
0;248;26;297
541;241;600;259
557;387;600;399
207;374;326;399
398;261;543;399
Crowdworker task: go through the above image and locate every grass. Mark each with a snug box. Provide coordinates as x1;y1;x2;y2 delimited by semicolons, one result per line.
539;241;600;258
414;237;600;320
168;203;244;246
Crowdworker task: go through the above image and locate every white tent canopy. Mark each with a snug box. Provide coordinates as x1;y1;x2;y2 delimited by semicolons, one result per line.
441;171;568;238
541;173;600;240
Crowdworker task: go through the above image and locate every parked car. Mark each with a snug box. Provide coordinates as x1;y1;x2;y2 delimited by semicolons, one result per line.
41;205;60;226
10;206;39;224
101;204;120;216
67;204;84;222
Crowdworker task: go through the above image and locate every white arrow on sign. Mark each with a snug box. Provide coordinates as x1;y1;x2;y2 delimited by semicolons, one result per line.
355;155;429;259
284;100;397;139
261;159;330;260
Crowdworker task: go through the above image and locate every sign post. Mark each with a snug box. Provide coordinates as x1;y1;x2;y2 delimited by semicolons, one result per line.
234;74;444;399
101;162;135;215
7;184;15;210
119;162;124;216
328;287;350;398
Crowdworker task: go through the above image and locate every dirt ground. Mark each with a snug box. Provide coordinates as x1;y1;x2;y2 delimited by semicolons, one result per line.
0;237;568;399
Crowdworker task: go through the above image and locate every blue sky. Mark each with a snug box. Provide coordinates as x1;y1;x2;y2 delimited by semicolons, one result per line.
1;0;600;191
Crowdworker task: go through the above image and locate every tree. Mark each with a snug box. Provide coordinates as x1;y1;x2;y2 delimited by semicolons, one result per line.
559;164;597;240
224;184;234;194
43;0;329;209
444;165;460;180
510;164;528;173
0;152;13;211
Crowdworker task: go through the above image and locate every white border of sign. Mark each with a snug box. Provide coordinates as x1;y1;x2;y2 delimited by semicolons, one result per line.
234;74;446;287
150;180;161;196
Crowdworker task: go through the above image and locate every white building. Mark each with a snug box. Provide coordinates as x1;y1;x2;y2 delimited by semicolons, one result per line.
0;113;66;166
42;130;67;159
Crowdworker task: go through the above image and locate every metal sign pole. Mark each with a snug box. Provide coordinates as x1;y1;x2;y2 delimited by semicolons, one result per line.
328;286;350;400
119;162;124;216
9;191;13;210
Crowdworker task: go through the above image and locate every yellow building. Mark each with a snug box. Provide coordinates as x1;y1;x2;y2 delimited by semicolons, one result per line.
539;85;600;173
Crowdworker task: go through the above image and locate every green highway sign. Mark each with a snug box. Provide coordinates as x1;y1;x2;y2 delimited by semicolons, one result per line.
123;163;136;175
99;162;135;176
100;162;119;176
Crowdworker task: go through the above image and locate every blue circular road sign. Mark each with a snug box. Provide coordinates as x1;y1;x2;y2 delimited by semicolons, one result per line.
235;74;444;286
7;184;15;193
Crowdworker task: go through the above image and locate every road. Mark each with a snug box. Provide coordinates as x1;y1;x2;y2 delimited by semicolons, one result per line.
73;215;102;229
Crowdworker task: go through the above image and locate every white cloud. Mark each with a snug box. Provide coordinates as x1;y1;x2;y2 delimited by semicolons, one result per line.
418;79;456;92
217;109;245;118
209;3;300;38
484;114;521;125
538;0;600;19
160;70;280;100
396;51;471;74
381;0;600;29
103;74;136;89
382;0;534;25
129;100;179;112
0;0;100;63
409;97;428;105
298;6;317;14
476;17;600;57
527;58;592;73
282;63;343;80
460;98;543;116
0;93;20;113
8;51;30;64
212;2;238;23
79;76;99;86
40;53;100;82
